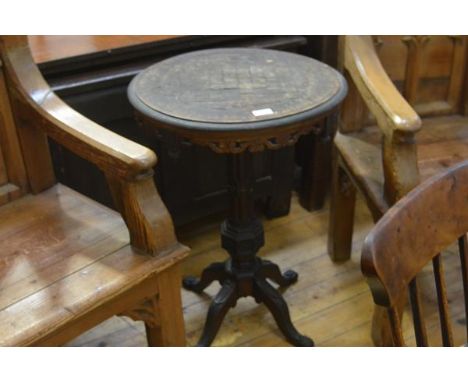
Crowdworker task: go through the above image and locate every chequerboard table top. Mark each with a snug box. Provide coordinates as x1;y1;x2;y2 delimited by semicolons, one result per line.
129;48;347;132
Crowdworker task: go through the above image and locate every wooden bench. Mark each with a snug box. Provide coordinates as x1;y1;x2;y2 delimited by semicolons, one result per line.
0;36;189;346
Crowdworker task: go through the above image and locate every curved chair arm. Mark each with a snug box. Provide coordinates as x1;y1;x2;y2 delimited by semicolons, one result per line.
0;36;156;181
344;35;422;137
344;35;422;203
0;36;183;256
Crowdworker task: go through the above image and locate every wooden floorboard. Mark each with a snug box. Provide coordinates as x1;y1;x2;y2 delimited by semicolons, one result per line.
66;193;466;347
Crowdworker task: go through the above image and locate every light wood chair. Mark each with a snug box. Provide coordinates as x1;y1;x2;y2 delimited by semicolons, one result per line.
362;161;468;346
327;35;468;344
0;36;189;346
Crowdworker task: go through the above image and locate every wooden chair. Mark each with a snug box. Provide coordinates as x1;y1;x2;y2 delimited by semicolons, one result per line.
328;35;468;344
0;36;189;346
362;161;468;346
329;35;468;261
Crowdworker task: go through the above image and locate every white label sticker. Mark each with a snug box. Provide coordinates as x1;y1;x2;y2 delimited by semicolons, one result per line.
252;108;274;117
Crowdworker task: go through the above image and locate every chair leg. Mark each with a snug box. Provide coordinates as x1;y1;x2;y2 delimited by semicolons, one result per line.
327;157;356;262
371;293;407;346
118;265;186;346
146;264;186;346
371;306;394;346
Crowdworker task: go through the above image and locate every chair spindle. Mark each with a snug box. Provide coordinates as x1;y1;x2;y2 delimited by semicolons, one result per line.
409;277;428;346
458;235;468;342
432;254;454;346
387;307;405;346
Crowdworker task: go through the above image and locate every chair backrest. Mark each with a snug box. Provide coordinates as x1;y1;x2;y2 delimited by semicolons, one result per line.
374;36;467;118
0;36;57;206
362;160;468;346
341;35;468;132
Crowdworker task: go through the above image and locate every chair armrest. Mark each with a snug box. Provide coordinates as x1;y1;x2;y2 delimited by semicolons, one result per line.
0;36;184;256
1;36;156;180
344;35;421;136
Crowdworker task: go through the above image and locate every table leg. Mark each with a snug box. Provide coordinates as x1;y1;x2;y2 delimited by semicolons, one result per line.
253;277;314;346
196;279;238;347
259;260;298;287
183;262;227;293
183;152;313;346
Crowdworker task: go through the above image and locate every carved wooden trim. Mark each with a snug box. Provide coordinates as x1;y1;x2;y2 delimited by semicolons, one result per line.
372;36;384;52
400;35;467;115
401;35;430;104
119;295;161;328
401;35;431;45
200;125;320;154
447;35;467;113
135;101;328;155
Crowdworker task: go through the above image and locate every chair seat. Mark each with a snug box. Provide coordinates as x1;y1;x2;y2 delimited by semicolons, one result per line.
335;114;468;215
0;184;186;346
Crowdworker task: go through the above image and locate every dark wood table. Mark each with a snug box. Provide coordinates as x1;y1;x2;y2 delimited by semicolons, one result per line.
36;35;335;227
128;48;347;346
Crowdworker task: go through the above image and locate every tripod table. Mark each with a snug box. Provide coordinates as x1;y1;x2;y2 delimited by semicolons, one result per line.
128;48;347;346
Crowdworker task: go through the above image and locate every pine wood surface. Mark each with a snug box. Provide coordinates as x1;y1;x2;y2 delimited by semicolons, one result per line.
59;193;452;346
28;36;181;63
64;194;370;346
335;114;468;217
66;193;466;346
0;184;187;346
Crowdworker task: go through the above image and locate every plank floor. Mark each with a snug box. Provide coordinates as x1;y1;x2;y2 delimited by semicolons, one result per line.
66;194;466;347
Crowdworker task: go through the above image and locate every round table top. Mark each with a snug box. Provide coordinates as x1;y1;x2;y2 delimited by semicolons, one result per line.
128;48;347;133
